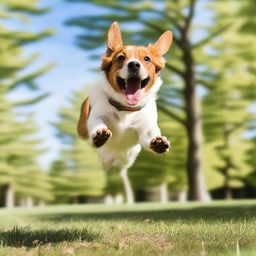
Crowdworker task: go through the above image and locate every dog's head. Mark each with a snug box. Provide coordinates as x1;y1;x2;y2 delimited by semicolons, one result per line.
102;22;172;106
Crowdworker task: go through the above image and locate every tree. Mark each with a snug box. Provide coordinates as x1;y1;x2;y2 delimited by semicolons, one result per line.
244;120;256;190
201;1;256;199
52;90;106;203
245;137;256;188
203;85;252;199
0;99;53;207
233;0;256;194
0;0;53;207
235;0;256;34
130;108;187;202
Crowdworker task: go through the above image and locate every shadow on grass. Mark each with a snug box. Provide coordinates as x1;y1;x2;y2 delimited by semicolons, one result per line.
0;226;100;248
34;204;256;223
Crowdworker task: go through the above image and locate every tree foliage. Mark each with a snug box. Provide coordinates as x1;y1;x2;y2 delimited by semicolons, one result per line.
0;0;53;206
130;109;187;192
51;90;106;202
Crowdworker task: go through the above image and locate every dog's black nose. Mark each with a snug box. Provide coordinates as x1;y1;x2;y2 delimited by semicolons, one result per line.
128;61;140;72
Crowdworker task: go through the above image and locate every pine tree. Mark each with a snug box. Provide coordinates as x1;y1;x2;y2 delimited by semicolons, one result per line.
203;85;252;199
235;0;256;34
234;0;256;192
201;1;256;199
244;120;256;190
0;0;53;207
130;108;187;202
52;90;106;203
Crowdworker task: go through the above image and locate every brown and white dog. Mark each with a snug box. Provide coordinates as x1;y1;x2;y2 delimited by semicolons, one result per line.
77;22;172;203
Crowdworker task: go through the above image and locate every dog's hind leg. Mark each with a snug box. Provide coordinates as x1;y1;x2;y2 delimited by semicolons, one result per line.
119;145;141;204
120;166;134;205
100;145;140;204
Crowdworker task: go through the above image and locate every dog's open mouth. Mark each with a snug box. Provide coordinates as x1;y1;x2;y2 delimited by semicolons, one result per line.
116;76;150;105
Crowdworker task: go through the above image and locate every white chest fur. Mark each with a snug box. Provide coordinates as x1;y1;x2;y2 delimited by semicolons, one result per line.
87;73;162;169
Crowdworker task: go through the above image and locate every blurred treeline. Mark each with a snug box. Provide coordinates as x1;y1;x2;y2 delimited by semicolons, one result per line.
0;0;255;207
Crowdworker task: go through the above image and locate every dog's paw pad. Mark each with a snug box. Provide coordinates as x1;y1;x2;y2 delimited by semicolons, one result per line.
149;136;170;154
92;128;112;147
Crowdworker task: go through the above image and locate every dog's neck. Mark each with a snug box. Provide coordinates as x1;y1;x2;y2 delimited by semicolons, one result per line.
108;97;144;112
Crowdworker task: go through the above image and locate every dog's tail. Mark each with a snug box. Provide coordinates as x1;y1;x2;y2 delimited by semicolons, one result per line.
77;97;91;139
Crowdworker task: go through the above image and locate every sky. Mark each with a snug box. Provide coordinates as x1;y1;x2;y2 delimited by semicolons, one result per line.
5;0;255;169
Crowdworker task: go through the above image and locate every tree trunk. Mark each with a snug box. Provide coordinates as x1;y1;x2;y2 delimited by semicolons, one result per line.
4;184;14;208
120;167;135;204
159;183;168;203
25;197;34;208
223;124;233;200
183;33;209;201
72;196;78;204
38;200;45;207
19;198;26;207
114;194;124;204
224;186;233;200
177;190;187;202
223;166;233;200
104;194;114;205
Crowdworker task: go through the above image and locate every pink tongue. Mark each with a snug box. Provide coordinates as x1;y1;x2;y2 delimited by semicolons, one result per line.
124;78;141;105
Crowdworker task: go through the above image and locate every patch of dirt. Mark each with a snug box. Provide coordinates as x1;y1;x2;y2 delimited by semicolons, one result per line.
117;233;172;250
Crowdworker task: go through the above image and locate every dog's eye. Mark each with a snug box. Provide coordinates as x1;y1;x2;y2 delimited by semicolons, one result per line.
144;56;151;62
117;55;125;62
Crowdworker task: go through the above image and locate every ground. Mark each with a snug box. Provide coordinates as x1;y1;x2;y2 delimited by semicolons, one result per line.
0;201;256;256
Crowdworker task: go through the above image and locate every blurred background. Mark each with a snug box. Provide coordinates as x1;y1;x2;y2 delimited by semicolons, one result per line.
0;0;255;208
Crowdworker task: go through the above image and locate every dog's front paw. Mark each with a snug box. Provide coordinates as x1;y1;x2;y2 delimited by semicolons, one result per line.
149;136;170;154
92;128;112;147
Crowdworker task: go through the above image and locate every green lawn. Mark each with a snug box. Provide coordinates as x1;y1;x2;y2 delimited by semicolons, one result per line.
0;201;256;256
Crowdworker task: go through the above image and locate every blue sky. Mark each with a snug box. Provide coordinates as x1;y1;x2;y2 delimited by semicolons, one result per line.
5;0;255;169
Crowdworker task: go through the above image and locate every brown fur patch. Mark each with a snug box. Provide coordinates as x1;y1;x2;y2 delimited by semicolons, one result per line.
101;23;172;95
77;97;90;139
102;45;164;93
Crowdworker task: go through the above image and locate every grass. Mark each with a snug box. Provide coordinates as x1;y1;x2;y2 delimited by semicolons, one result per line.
0;201;256;255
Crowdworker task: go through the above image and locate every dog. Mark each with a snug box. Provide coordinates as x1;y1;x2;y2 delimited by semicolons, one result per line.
77;22;172;203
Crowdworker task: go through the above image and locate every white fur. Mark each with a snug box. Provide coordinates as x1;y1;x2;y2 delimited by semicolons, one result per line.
87;72;162;170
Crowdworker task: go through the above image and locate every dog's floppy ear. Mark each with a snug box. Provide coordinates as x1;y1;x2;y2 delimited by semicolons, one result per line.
153;31;172;56
107;21;123;54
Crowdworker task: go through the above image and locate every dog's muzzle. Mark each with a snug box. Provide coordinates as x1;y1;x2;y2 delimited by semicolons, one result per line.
128;61;140;76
